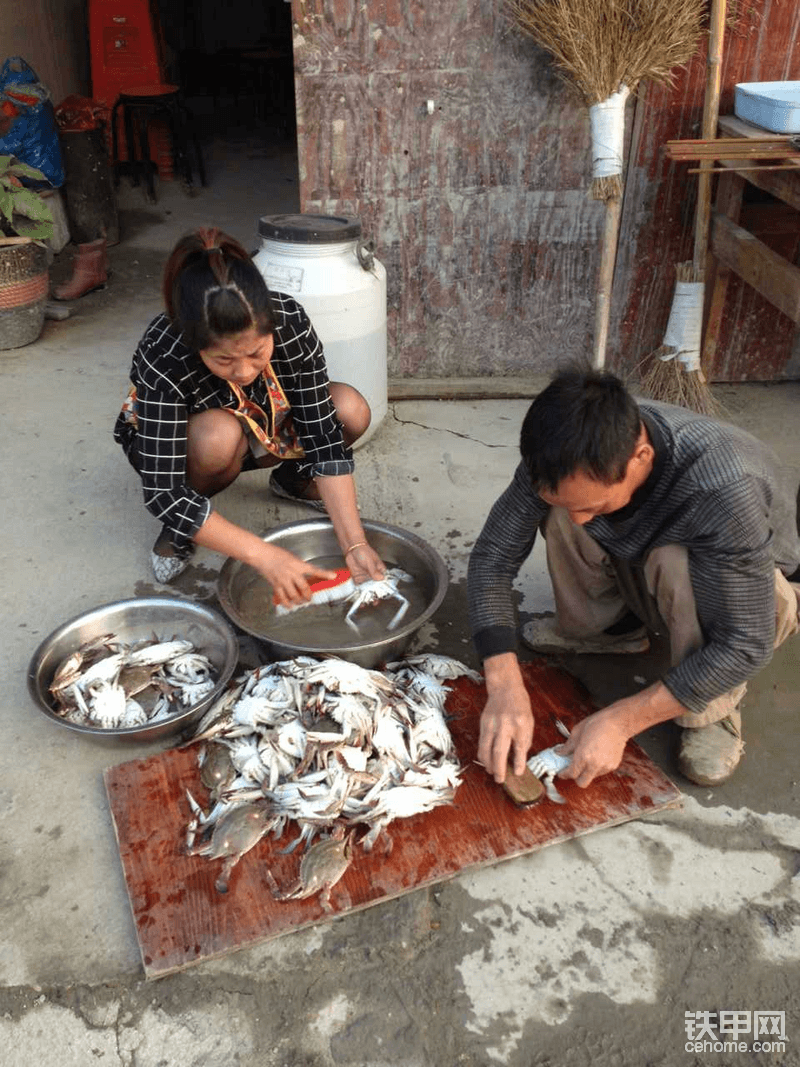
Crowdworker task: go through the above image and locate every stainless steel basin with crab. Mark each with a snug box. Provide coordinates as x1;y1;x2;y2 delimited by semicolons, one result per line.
27;597;239;744
217;519;449;669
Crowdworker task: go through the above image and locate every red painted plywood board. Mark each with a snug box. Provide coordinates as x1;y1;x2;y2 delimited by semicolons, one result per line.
104;659;682;979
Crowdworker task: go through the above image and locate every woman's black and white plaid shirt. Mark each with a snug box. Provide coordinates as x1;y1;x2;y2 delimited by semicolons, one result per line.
114;293;352;551
467;400;800;715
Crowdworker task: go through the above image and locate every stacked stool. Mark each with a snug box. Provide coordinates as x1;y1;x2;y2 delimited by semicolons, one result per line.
89;0;205;201
110;83;205;201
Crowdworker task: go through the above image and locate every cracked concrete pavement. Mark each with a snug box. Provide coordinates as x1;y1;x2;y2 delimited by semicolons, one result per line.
2;130;799;1066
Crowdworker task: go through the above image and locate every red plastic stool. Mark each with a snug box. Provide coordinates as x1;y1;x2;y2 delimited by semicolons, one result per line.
111;83;205;201
89;0;166;103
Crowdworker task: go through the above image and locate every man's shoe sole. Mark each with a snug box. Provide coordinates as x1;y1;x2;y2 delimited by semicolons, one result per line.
521;619;650;655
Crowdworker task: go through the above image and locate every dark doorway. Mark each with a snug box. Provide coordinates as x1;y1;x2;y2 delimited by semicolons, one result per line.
156;0;296;141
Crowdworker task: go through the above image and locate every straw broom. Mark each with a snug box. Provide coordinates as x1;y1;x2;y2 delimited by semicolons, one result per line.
507;0;705;368
639;0;727;415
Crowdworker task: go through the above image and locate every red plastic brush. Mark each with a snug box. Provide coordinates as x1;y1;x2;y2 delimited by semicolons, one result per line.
274;568;355;616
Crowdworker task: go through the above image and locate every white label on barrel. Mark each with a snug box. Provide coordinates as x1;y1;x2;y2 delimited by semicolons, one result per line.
263;262;304;293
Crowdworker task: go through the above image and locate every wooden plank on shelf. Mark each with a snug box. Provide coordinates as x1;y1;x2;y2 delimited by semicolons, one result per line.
688;164;800;174
104;659;682;979
710;211;800;323
666;138;800;161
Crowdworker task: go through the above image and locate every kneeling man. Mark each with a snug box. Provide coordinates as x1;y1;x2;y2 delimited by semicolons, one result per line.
468;369;800;788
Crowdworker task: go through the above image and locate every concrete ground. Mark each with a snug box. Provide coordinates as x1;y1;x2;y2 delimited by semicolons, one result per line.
2;121;800;1066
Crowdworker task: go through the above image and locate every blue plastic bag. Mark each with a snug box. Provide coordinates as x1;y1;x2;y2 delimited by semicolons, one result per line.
0;56;64;187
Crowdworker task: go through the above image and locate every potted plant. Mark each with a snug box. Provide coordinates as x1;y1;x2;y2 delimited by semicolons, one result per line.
0;154;54;350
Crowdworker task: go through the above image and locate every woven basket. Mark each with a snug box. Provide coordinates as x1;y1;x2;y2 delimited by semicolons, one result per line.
0;237;48;351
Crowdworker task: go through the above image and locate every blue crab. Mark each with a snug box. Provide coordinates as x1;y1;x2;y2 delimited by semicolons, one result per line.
344;567;413;632
186;796;277;893
526;719;573;804
265;825;354;912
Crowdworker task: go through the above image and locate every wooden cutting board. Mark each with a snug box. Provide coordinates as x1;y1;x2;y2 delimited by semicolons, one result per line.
104;659;682;978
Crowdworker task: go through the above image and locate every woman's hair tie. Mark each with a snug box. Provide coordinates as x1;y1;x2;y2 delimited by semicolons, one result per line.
197;226;222;252
205;245;228;288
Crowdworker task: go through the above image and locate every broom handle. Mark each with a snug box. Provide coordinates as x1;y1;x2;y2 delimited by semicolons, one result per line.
593;194;623;368
693;0;727;278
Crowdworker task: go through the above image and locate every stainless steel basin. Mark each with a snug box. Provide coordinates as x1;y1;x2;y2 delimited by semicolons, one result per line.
27;597;239;744
217;518;449;668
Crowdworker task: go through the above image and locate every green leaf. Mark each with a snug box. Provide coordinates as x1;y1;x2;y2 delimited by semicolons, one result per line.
8;158;48;183
0;184;13;223
0;156;54;238
10;213;53;240
8;186;51;222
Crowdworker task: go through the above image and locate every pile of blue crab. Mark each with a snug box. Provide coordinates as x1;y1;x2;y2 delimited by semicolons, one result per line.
49;634;217;729
184;653;481;900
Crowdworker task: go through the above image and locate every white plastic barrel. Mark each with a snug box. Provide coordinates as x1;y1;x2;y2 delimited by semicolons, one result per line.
253;214;387;448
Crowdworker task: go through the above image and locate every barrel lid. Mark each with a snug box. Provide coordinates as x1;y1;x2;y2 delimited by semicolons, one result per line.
258;213;362;243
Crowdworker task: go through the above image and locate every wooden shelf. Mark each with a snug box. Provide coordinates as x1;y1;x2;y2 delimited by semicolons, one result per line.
703;115;800;366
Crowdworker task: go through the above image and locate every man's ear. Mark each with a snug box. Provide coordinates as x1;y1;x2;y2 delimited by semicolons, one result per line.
632;427;655;470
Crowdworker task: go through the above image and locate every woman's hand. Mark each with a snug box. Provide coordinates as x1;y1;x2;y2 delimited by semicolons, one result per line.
192;511;336;606
255;543;339;607
345;542;386;584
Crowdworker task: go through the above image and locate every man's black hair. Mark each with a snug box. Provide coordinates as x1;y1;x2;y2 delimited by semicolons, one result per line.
520;368;642;491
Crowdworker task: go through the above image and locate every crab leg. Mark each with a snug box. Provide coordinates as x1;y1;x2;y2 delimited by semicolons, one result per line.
344;591;410;633
215;853;241;894
185;789;204;851
386;594;410;631
542;775;568;805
